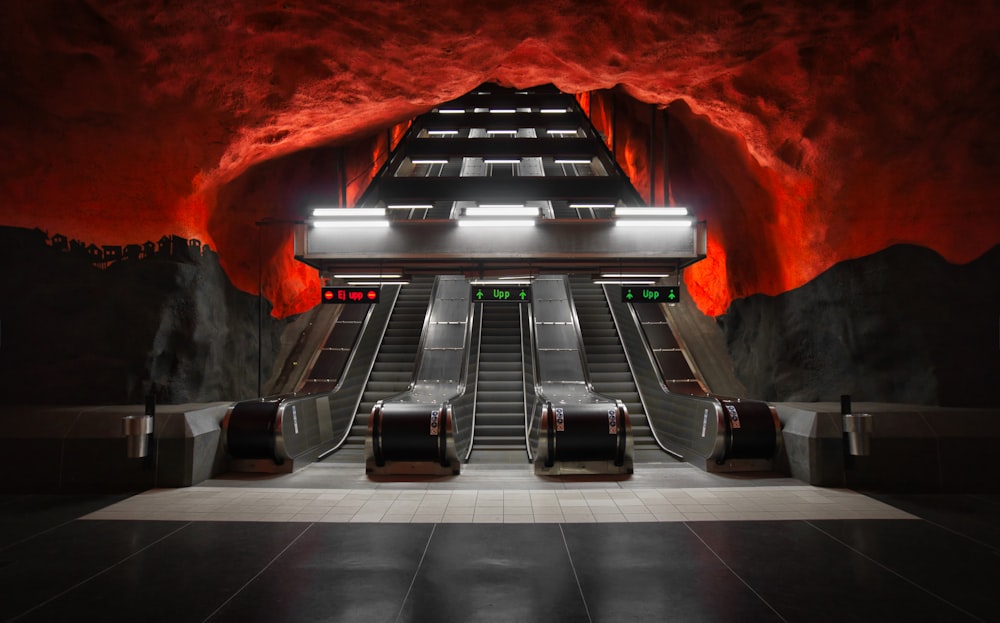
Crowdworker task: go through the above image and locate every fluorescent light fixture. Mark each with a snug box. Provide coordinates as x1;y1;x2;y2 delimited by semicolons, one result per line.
547;129;578;135
483;158;521;164
469;279;533;286
489;109;516;114
486;129;518;135
333;273;403;279
312;220;389;228
593;279;657;285
478;203;525;209
386;204;434;210
312;207;385;217
465;207;539;217
437;108;465;114
427;130;459;136
615;207;689;216
411;159;449;164
347;280;409;286
615;219;694;228
600;272;670;278
569;203;616;209
457;219;535;228
554;159;592;164
540;108;568;114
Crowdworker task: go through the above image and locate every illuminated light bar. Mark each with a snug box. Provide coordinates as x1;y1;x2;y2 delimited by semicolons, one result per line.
478;203;525;209
411;159;449;164
615;219;694;228
386;204;434;210
469;280;533;286
489;109;516;114
457;219;535;228
600;273;670;279
465;207;539;217
437;108;465;114
547;129;579;136
347;280;409;286
483;158;521;164
427;130;459;136
333;273;403;279
615;207;689;216
486;129;518;135
554;159;592;164
312;207;385;217
593;279;657;285
540;108;568;114
569;203;617;209
312;220;389;228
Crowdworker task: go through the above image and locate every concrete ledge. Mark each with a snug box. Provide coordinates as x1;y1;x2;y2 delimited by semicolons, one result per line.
0;403;230;493
774;402;1000;492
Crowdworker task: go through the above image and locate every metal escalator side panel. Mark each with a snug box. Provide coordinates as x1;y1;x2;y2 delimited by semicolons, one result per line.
602;283;727;463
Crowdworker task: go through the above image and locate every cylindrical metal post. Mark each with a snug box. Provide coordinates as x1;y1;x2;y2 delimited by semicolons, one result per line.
122;415;153;458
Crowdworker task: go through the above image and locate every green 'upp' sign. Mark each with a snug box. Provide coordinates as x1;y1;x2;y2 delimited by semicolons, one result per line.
472;286;531;303
621;286;680;303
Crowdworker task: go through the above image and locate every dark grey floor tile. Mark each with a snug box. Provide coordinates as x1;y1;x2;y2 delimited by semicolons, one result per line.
810;519;997;621
0;520;184;621
397;524;590;623
688;521;981;622
14;521;309;623
0;493;132;548
869;494;1000;550
563;523;783;623
207;523;433;623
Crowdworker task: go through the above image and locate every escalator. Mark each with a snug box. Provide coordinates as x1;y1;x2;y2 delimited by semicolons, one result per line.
569;277;670;462
328;276;434;461
468;303;529;462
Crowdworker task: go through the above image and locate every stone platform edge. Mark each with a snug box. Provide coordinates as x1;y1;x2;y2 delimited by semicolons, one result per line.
774;402;1000;492
0;403;230;493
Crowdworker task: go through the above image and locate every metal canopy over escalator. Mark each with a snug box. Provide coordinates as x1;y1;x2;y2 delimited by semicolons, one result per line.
294;83;705;279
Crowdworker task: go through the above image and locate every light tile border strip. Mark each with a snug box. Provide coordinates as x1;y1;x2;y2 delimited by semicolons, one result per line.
81;485;917;523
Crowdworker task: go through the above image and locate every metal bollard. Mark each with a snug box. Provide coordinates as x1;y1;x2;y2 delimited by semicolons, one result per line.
122;415;153;458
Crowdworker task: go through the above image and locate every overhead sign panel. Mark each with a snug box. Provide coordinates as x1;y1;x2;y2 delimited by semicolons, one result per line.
322;287;380;304
622;286;679;304
472;286;531;303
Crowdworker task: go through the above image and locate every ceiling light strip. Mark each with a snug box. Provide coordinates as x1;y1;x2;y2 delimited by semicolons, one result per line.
312;207;386;217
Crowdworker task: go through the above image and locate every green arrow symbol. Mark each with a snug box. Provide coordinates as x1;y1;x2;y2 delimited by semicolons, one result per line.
668;290;676;300
625;289;634;300
476;289;484;300
519;290;527;300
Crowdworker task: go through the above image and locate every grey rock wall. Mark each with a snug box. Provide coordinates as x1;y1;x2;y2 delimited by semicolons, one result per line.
721;244;1000;407
0;227;289;405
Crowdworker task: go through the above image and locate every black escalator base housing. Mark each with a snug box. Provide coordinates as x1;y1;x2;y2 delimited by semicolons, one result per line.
366;401;461;476
534;400;633;476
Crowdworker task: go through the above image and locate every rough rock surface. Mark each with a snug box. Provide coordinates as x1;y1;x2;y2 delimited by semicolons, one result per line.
1;1;998;319
721;244;1000;407
0;227;286;404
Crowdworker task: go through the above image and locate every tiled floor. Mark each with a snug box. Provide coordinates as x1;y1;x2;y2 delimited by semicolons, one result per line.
2;462;998;622
84;462;916;523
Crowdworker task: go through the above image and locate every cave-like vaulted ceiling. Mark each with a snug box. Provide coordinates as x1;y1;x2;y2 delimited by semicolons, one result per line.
2;0;998;317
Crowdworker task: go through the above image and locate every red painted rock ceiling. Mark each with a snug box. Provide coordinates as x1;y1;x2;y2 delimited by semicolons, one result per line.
1;1;998;317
